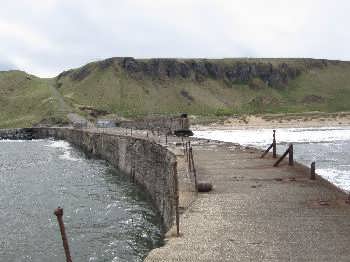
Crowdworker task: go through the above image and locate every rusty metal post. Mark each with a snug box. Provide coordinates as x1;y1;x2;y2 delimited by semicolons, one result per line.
185;142;189;162
261;143;273;158
146;131;149;138
54;207;72;262
189;147;198;191
188;146;192;172
288;144;294;166
274;145;292;167
173;162;180;237
187;143;191;167
310;162;316;180
131;167;135;183
273;130;277;158
165;134;168;145
130;128;133;136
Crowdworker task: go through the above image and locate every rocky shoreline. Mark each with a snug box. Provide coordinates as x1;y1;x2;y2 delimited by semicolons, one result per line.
0;128;33;140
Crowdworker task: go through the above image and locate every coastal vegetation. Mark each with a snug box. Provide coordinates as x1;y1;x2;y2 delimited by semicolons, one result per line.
1;58;350;127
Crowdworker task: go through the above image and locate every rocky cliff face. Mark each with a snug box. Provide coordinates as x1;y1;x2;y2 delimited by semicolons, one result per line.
57;57;340;89
106;57;335;88
124;58;338;87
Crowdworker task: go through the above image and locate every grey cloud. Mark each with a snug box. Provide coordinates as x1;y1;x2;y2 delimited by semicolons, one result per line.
0;0;349;77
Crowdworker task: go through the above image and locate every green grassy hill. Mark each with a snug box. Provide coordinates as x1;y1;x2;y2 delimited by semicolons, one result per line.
1;58;350;127
0;71;68;128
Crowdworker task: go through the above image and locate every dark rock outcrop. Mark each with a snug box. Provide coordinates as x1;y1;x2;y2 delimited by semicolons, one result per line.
112;58;333;88
57;57;340;89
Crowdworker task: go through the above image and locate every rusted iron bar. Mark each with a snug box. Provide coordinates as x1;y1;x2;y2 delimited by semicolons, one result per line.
173;162;180;237
273;130;277;158
54;207;72;262
261;130;277;158
130;128;133;136
185;142;188;163
289;144;294;165
165;134;168;145
188;142;191;165
310;162;316;180
261;143;273;158
274;144;293;167
187;143;190;167
188;145;191;171
189;147;198;190
131;167;135;183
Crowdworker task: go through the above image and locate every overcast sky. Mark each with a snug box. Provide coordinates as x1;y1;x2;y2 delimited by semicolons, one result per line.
0;0;349;77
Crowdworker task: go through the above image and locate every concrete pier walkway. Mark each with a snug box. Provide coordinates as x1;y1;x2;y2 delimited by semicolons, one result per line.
146;139;350;261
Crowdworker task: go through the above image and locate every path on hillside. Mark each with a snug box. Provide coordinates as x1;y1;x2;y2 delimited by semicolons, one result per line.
48;83;92;126
144;138;350;261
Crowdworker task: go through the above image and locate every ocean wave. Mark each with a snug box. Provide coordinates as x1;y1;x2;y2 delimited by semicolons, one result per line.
194;126;350;148
47;140;72;150
317;168;350;192
46;140;81;162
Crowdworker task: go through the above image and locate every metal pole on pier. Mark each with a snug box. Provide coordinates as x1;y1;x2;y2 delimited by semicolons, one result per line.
310;162;316;180
173;162;180;237
54;207;72;262
273;130;277;158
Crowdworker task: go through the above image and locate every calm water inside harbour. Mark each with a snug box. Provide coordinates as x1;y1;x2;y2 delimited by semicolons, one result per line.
0;139;163;262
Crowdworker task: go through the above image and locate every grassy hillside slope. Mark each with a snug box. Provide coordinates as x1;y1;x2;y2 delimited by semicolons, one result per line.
0;71;66;128
1;58;350;127
56;58;350;118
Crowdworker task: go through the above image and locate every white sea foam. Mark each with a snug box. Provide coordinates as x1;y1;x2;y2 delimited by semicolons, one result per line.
48;140;72;150
47;140;81;162
194;126;350;192
317;168;350;192
194;126;350;149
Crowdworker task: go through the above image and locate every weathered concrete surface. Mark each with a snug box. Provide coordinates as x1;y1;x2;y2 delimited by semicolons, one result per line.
146;139;350;262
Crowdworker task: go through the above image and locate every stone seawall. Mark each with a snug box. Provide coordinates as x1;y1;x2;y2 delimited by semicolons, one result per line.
119;116;189;134
0;128;33;140
31;128;177;231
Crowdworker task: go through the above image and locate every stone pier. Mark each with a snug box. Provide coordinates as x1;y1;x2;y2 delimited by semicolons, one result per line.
3;127;350;261
146;138;350;262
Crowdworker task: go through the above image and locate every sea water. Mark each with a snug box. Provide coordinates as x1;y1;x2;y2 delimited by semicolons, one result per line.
0;139;162;262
